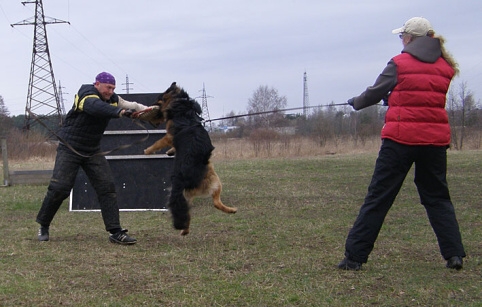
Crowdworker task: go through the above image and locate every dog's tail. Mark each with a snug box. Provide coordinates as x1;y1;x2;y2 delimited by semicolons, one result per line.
168;175;190;230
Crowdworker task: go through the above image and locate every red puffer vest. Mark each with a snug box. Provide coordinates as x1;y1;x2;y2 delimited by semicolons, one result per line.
382;53;454;146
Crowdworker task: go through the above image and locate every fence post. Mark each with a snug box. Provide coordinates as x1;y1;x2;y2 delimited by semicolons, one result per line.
1;138;9;186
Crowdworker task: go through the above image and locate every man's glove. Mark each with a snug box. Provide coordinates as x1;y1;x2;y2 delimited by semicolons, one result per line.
133;106;162;126
347;98;355;108
122;109;136;118
133;106;160;121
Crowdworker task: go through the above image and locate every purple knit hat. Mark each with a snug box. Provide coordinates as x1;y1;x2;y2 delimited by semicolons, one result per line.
95;72;116;85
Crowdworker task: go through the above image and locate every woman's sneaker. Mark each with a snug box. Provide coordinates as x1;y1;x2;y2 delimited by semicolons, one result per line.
337;257;362;270
109;229;137;245
38;226;49;241
446;256;463;270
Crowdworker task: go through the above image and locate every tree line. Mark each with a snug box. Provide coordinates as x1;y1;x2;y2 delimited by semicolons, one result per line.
1;81;481;157
213;83;481;151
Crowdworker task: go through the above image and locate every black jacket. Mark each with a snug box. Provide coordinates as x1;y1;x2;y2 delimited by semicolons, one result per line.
59;84;123;154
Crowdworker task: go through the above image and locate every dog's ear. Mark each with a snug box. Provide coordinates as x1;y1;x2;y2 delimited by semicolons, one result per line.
163;82;177;95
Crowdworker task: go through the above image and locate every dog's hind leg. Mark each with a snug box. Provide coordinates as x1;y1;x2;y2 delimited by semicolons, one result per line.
180;224;190;236
201;165;237;214
211;183;237;214
169;176;191;235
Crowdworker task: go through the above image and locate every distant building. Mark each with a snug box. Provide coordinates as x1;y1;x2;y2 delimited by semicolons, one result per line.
215;126;240;133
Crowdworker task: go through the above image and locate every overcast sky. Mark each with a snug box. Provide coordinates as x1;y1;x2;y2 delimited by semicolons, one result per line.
1;0;481;121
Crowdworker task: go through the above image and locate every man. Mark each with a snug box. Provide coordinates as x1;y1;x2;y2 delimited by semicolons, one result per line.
36;72;147;245
338;17;466;270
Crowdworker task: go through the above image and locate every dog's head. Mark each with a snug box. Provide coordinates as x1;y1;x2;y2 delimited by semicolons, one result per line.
158;82;183;107
141;82;181;126
155;82;202;123
142;82;203;127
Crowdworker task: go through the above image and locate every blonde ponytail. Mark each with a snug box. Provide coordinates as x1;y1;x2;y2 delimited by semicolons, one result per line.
430;30;459;76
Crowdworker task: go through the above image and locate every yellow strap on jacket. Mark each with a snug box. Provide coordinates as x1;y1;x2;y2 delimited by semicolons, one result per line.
74;94;118;111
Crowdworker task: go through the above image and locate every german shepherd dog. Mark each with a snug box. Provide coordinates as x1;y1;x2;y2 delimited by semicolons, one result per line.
143;82;237;235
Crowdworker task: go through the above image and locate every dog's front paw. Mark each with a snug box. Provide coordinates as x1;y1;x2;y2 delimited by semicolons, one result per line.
144;148;153;155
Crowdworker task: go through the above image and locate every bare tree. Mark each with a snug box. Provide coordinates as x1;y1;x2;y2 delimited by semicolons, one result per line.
459;83;469;149
0;95;13;137
247;85;287;129
447;82;476;150
447;88;459;149
309;109;334;147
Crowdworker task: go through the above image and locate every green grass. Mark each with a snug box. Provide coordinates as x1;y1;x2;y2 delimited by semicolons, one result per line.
1;151;481;306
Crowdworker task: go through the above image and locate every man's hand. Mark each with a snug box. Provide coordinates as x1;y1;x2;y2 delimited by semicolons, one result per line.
121;109;135;118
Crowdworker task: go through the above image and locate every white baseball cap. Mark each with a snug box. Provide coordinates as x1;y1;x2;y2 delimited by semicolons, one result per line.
391;17;433;36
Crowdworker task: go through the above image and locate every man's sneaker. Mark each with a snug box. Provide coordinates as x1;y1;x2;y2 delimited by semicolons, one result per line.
109;229;137;245
446;256;463;270
338;257;362;271
38;226;49;241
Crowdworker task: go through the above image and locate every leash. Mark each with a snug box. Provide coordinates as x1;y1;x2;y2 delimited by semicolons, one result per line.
28;103;350;156
204;103;350;123
27;110;151;158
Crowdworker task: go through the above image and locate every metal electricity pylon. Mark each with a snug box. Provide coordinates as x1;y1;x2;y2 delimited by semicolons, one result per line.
11;0;69;131
122;74;133;94
58;80;68;115
303;71;310;117
198;83;213;131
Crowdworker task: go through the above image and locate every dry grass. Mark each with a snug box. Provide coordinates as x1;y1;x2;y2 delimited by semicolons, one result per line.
4;157;55;171
1;150;481;306
211;136;381;161
1;136;379;178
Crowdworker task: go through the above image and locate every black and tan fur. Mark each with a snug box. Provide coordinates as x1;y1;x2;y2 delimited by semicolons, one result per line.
144;82;237;235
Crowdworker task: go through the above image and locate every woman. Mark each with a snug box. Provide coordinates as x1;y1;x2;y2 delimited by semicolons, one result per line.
338;17;466;271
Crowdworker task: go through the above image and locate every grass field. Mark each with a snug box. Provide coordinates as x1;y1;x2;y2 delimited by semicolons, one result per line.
1;151;481;306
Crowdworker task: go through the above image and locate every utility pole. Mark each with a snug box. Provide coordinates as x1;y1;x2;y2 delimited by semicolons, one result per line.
122;74;133;94
303;71;310;117
11;0;69;132
198;83;213;131
58;80;68;116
